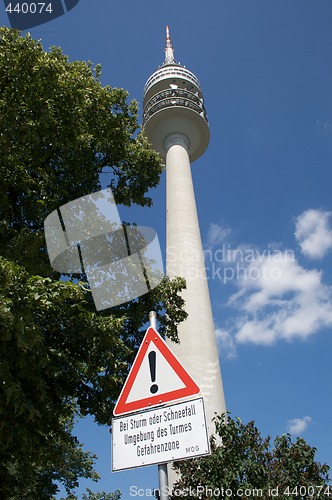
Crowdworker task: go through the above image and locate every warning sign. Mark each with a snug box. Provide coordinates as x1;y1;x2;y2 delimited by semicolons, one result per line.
112;397;210;471
113;327;200;416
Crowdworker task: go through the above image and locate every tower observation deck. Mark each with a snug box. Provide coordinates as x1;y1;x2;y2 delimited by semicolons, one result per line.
143;26;210;162
143;28;226;448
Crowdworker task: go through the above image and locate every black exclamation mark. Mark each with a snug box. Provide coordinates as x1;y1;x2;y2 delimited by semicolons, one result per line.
148;351;158;394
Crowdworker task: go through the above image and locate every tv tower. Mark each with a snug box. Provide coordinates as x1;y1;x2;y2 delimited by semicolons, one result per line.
143;27;226;439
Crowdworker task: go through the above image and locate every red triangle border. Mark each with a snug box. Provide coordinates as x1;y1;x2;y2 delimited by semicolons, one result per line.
113;327;200;416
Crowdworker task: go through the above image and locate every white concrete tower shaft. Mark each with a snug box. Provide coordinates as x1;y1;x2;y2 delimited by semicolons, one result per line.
165;133;226;433
143;27;226;439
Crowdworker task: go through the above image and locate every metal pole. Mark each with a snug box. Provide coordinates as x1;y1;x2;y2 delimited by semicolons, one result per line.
158;464;169;499
149;311;169;500
149;310;158;331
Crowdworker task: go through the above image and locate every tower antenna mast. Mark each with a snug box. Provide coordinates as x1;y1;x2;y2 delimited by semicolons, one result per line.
164;25;175;64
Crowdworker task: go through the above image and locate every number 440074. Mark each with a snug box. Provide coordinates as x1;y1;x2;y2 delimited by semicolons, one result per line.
6;3;53;14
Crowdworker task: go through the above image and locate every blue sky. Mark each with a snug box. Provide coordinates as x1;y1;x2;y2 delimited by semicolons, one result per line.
1;0;332;497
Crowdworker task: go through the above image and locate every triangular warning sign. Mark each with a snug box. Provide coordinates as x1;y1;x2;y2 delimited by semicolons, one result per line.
113;327;200;416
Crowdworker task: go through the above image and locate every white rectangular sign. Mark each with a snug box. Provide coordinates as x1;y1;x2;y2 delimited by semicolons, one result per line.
112;397;210;471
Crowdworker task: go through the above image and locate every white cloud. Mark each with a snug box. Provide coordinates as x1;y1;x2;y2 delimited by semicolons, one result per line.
295;209;332;259
317;119;332;137
209;215;332;349
206;223;231;249
215;328;237;359
287;416;312;436
231;252;332;345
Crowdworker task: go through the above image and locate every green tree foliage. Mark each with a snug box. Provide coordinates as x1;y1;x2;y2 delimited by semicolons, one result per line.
62;488;121;500
0;28;187;498
0;27;164;275
81;490;121;500
171;414;331;499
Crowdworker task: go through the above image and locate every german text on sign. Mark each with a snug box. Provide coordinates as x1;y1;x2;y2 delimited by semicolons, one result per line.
112;397;210;471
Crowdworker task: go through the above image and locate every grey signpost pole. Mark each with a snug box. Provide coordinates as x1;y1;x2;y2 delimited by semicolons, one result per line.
149;311;170;500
